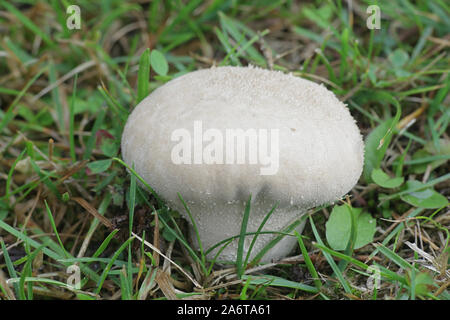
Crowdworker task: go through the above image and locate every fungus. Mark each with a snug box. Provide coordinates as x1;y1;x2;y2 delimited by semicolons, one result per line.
121;66;364;262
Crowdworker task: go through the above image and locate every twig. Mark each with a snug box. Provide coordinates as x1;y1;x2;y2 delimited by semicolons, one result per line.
132;232;203;289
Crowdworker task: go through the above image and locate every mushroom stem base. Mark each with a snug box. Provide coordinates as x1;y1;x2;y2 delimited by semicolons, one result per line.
179;201;307;263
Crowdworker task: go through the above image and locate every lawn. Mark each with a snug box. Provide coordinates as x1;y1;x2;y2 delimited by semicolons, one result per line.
0;0;449;300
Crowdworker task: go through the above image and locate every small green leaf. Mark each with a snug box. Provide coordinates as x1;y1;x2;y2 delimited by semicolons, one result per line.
367;64;377;85
354;211;376;249
361;92;401;184
150;50;169;76
100;139;119;157
326;205;376;251
400;180;448;209
87;159;112;174
363;119;392;183
408;271;436;297
410;139;450;174
62;192;70;202
325;205;351;251
162;227;177;242
388;49;409;68
371;168;404;188
394;69;411;78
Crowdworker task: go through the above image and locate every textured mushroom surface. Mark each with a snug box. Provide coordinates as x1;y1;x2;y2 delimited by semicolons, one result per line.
121;66;364;262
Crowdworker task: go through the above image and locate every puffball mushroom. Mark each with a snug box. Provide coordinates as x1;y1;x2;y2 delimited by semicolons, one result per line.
121;66;364;263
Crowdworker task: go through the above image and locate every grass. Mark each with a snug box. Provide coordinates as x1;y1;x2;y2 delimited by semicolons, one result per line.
0;0;449;300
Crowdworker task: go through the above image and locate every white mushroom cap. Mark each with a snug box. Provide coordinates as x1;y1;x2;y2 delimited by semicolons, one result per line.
121;66;364;262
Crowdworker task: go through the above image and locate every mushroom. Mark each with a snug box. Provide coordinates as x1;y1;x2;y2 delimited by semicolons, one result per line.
121;66;364;263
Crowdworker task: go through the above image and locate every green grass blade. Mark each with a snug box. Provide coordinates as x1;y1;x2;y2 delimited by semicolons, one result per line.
244;202;278;268
113;157;163;205
0;239;20;297
91;229;120;261
83;108;106;160
0;67;46;133
309;215;352;294
1;2;55;47
5;148;26;204
241;275;318;293
44;200;69;258
236;195;252;278
137;48;150;104
69;74;78;163
95;236;135;295
295;231;322;290
375;243;415;271
250;217;303;265
177;193;206;268
0;220;101;283
127;171;137;296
